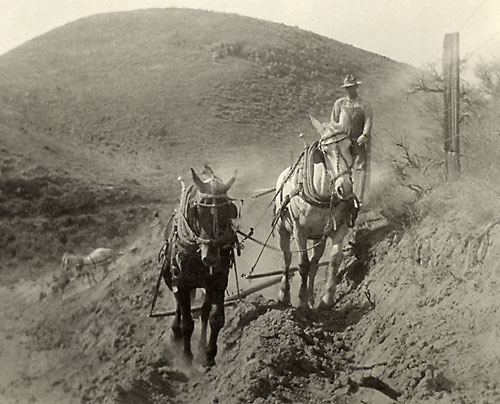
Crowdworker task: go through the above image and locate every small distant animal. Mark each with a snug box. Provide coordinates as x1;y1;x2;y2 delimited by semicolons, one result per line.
62;248;121;284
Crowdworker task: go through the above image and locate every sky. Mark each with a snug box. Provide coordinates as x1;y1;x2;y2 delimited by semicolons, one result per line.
1;0;500;69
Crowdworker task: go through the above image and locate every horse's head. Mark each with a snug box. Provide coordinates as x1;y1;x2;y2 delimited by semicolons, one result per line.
189;166;238;267
310;115;353;200
62;253;83;272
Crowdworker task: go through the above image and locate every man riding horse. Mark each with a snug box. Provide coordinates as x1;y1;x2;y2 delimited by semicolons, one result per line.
330;74;373;224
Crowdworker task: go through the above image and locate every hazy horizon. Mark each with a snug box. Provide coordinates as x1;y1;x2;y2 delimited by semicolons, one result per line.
1;1;499;69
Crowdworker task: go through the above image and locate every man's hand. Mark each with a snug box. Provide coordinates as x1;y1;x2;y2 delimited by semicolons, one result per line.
357;134;369;146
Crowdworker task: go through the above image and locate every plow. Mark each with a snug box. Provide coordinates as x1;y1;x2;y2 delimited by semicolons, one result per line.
149;260;331;318
148;127;371;318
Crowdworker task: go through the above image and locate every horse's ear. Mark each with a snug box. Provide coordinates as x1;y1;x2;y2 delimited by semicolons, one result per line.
202;165;215;177
222;171;237;193
309;115;323;134
191;168;207;192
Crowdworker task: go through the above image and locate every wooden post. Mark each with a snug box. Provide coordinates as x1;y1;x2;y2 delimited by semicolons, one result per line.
443;32;460;180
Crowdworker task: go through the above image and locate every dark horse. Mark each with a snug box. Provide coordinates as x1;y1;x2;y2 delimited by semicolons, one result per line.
162;166;238;367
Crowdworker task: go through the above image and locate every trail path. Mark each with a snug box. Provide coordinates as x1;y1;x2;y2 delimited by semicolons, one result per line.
0;284;76;404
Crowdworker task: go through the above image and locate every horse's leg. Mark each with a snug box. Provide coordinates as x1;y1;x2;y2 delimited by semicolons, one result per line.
171;294;183;343
308;239;327;307
78;271;84;285
295;231;310;308
178;289;194;365
83;271;94;285
205;287;225;367
198;288;212;356
319;226;348;308
277;226;293;305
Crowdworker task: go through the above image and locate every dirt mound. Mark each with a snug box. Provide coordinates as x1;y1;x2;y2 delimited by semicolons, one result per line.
174;180;500;404
180;296;378;404
2;178;500;404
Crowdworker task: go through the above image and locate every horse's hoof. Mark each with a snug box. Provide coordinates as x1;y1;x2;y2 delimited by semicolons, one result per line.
316;300;334;310
298;299;311;309
278;291;291;306
170;331;183;344
203;357;216;369
278;297;291;307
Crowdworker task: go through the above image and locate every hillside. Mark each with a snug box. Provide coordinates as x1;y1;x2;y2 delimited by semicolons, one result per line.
0;8;418;185
5;8;500;404
0;8;423;276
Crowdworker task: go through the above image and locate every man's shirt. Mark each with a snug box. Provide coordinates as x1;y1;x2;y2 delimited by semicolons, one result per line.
331;96;373;137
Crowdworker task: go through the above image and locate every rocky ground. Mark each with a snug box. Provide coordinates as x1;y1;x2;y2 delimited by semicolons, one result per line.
1;8;499;404
1;178;499;404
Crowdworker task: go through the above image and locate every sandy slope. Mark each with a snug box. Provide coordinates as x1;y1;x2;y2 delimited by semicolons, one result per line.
1;8;499;404
1;179;499;404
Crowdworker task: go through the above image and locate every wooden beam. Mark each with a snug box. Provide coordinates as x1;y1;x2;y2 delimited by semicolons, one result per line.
443;32;460;180
149;277;283;318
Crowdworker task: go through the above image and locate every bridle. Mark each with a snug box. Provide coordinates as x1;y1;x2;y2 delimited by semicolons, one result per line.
317;131;353;190
194;194;232;244
177;188;236;249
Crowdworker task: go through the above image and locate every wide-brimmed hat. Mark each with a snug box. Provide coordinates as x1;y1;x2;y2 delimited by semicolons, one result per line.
340;74;362;88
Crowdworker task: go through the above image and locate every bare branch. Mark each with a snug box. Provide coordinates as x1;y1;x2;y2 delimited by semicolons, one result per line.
395;140;421;169
407;77;443;95
470;219;500;266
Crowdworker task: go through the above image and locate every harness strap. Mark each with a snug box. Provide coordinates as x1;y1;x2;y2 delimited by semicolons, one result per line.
88;255;97;269
272;187;300;228
298;141;343;208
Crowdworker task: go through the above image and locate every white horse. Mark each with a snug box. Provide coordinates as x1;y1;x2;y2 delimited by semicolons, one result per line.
62;248;119;284
274;114;354;308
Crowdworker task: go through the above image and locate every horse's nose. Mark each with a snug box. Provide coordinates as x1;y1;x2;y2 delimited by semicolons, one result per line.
202;255;217;267
201;245;217;267
336;185;344;198
335;178;352;200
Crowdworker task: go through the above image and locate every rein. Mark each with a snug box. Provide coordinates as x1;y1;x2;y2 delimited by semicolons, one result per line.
318;132;352;186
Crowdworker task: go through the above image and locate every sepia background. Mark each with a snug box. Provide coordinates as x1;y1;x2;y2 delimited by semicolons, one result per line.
1;1;499;403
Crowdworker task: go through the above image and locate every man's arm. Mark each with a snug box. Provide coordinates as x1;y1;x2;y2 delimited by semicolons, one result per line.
362;101;373;137
330;98;342;123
